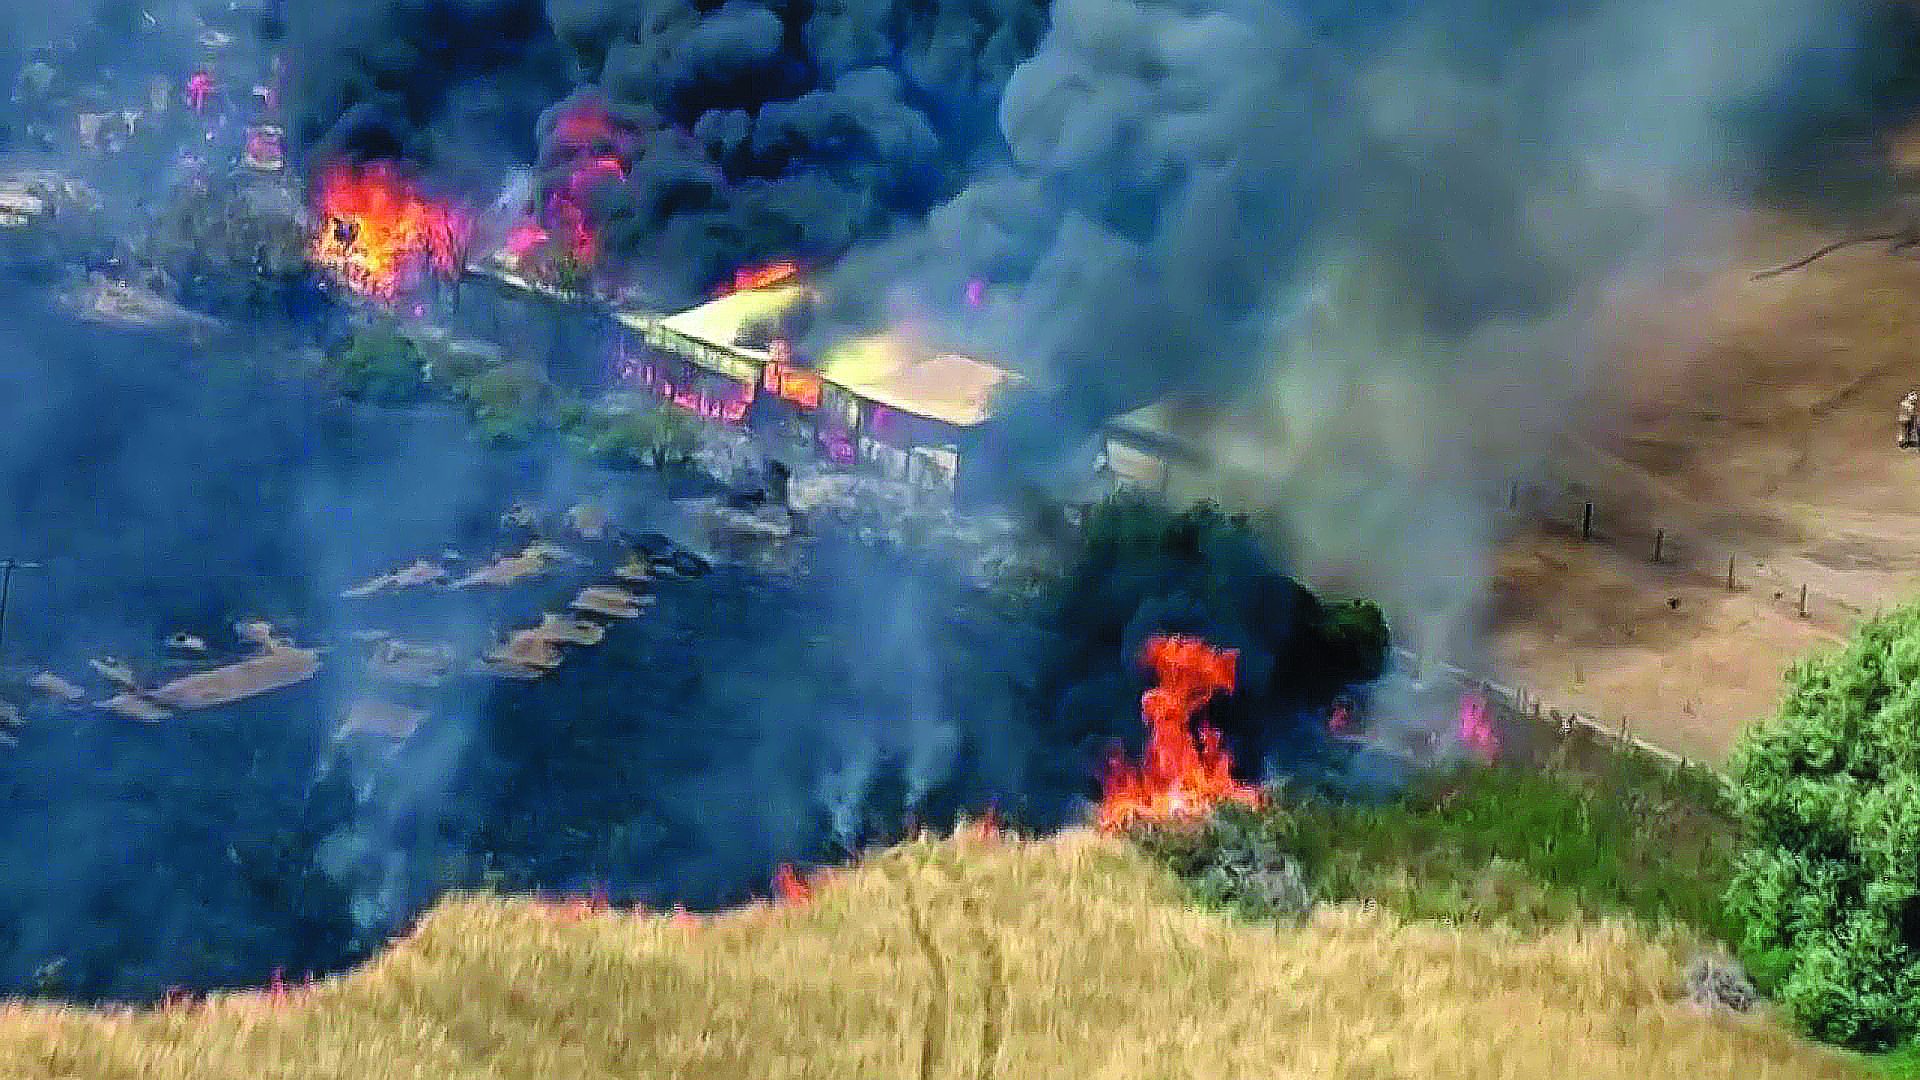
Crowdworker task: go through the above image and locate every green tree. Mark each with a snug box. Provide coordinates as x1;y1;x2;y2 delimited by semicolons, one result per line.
334;325;426;403
461;361;552;445
587;406;703;470
1724;605;1920;1049
530;243;592;297
142;174;308;315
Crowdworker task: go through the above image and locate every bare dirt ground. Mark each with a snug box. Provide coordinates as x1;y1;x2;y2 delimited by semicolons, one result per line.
1488;204;1920;765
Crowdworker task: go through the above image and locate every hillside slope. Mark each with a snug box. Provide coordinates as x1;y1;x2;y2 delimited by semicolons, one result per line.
0;828;1869;1079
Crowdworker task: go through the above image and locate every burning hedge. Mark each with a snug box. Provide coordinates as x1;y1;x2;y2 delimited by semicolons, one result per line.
1097;634;1263;832
1039;495;1389;790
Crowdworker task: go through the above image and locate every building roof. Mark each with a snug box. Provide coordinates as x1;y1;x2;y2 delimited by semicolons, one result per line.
817;336;1022;428
653;283;810;360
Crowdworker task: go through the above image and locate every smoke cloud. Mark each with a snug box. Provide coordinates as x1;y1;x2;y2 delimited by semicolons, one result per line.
275;1;571;192
813;0;1902;668
530;0;1049;294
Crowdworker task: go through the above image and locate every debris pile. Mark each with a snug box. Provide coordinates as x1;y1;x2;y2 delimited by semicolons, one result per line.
341;560;447;598
87;624;321;721
570;587;648;620
366;640;457;688
335;699;428;743
483;614;607;678
452;543;578;589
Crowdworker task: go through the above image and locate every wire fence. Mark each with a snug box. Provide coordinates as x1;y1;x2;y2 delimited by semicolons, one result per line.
1494;476;1870;629
1371;471;1902;783
1392;646;1734;789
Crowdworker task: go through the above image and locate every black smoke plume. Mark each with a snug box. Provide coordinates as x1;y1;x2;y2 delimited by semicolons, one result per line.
530;0;1050;296
274;1;572;192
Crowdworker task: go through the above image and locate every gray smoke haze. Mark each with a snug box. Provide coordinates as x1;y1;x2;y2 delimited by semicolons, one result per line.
813;0;1893;670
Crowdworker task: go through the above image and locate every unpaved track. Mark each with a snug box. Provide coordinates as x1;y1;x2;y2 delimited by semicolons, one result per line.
1490;209;1920;764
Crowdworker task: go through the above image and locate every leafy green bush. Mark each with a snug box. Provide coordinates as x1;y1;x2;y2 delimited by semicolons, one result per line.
459;361;552;445
333;326;426;403
585;407;702;470
1724;606;1920;1050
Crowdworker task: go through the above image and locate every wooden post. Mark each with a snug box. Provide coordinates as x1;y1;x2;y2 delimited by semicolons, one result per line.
1652;529;1664;563
1727;555;1736;591
1582;502;1593;541
1799;584;1808;618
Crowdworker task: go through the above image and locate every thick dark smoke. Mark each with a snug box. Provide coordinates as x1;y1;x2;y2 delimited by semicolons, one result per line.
535;0;1049;295
275;1;571;192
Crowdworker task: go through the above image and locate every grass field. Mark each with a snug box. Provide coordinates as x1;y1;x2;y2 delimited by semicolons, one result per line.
0;822;1873;1080
1138;749;1920;1078
1140;758;1741;939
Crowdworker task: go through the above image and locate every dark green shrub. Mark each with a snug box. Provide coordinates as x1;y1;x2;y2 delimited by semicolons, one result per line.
334;325;426;403
1724;605;1920;1049
584;407;703;469
1137;763;1740;937
460;361;552;445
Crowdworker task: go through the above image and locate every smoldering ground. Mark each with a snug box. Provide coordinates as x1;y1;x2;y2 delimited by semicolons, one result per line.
4;0;1916;1007
0;250;1090;1001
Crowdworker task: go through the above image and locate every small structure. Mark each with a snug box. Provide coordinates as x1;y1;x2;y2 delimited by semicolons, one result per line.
1098;400;1216;498
243;125;284;171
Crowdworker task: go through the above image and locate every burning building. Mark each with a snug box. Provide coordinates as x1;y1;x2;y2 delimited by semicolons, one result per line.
620;273;1022;494
812;337;1021;491
308;163;471;303
1098;401;1219;501
619;277;811;425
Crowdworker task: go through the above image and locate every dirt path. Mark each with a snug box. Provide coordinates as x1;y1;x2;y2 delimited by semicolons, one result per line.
1487;210;1920;765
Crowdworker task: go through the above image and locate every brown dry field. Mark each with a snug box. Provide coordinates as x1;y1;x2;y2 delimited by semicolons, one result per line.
0;827;1872;1080
1490;207;1920;765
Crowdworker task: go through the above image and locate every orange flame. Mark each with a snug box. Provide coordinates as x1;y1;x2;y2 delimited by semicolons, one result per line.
538;884;613;923
186;71;213;112
552;103;625;150
1097;635;1263;832
713;260;800;298
975;804;1003;840
309;162;471;301
773;863;813;904
1457;691;1500;763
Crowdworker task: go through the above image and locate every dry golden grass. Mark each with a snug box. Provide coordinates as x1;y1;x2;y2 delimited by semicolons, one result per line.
0;827;1872;1080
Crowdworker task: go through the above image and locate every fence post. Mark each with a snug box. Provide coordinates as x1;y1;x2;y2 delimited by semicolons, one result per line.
1727;556;1736;591
1508;480;1519;510
1652;529;1664;563
1582;502;1593;541
1799;584;1808;618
